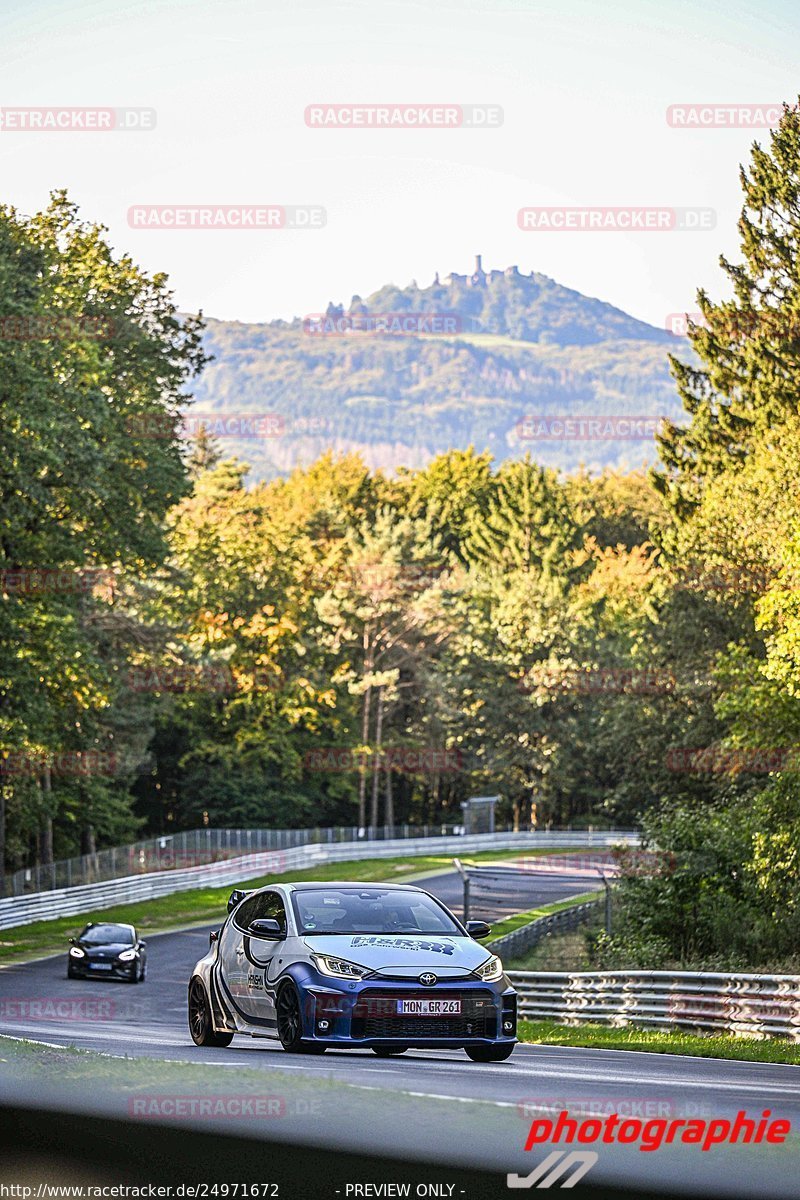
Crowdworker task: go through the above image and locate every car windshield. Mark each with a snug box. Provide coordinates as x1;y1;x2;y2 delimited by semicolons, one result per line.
79;924;135;945
292;888;462;935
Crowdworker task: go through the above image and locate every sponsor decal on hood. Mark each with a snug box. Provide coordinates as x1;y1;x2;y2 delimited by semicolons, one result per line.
302;933;490;971
350;935;456;955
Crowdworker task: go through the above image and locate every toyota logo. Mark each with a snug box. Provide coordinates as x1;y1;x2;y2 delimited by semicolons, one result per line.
419;972;437;987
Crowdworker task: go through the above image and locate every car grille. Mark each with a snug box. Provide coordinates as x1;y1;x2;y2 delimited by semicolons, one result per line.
351;989;497;1040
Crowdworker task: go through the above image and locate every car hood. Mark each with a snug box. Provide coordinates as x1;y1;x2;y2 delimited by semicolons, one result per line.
79;942;134;954
302;933;491;977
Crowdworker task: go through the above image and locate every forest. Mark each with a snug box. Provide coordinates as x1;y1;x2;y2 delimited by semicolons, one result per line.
3;105;800;967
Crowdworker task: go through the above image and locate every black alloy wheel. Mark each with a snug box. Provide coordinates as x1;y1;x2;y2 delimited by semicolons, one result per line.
188;978;234;1047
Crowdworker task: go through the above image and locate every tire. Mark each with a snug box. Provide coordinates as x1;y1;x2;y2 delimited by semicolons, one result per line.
276;982;325;1054
137;960;147;984
465;1044;515;1062
188;978;234;1047
372;1046;408;1057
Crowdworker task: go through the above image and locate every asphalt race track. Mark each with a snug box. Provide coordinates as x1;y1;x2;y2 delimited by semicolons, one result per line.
420;864;602;920
1;869;798;1197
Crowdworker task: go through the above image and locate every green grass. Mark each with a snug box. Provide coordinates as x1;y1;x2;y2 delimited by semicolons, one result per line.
0;845;582;966
519;1019;800;1065
487;892;600;944
0;1032;339;1096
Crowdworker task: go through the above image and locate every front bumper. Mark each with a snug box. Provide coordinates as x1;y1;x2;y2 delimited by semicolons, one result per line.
294;968;517;1048
69;957;138;979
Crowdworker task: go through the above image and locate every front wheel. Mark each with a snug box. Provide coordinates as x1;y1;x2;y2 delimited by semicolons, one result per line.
465;1044;515;1062
188;978;234;1047
276;982;325;1054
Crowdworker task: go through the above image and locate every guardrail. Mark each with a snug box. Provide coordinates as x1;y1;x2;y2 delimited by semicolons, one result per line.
1;823;471;896
490;898;602;957
0;830;638;930
1;822;629;896
505;969;800;1041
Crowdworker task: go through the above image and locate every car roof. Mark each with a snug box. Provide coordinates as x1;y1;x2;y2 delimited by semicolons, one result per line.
284;881;426;893
83;921;136;932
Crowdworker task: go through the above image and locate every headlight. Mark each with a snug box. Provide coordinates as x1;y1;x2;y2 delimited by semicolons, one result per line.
313;954;370;979
118;949;137;961
476;954;503;982
69;946;85;958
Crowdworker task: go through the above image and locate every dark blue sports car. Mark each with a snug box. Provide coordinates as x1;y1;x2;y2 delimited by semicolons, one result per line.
188;881;517;1060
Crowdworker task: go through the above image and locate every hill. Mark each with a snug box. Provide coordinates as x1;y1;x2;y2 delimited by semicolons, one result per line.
189;258;688;478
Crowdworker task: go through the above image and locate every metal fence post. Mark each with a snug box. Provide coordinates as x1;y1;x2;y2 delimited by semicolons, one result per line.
453;858;470;923
598;871;612;936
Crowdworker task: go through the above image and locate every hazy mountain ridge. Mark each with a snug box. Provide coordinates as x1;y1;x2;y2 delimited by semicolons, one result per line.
191;261;687;478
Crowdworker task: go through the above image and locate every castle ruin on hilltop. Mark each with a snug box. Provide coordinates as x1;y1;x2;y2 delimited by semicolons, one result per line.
441;255;526;287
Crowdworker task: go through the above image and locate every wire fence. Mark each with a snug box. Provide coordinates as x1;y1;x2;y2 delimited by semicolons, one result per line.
0;830;639;929
1;823;627;898
0;823;464;897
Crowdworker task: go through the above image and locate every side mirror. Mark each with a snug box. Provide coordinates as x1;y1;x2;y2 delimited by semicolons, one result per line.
249;918;283;940
466;920;492;939
69;937;76;945
227;888;250;914
138;940;147;949
209;930;219;946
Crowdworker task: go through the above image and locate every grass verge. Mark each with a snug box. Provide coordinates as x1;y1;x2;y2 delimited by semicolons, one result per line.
518;1018;800;1065
0;846;583;966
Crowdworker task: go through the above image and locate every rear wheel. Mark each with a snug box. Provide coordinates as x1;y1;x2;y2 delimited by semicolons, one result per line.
372;1046;408;1057
465;1044;515;1062
188;978;234;1047
277;982;325;1054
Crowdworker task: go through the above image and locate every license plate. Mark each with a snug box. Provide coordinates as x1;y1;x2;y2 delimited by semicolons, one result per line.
397;999;461;1015
91;963;113;970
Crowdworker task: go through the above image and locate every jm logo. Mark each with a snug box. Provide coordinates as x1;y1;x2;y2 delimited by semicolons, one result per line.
508;1151;598;1189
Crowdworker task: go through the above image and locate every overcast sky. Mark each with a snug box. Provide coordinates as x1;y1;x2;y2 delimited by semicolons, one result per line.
1;0;797;327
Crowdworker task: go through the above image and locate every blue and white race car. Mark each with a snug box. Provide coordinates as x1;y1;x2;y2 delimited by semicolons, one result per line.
188;881;517;1061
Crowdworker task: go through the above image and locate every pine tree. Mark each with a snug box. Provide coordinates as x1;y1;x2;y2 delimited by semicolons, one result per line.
188;424;223;477
656;100;800;518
